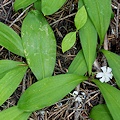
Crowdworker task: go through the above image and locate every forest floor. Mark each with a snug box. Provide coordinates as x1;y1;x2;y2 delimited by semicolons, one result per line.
0;0;120;120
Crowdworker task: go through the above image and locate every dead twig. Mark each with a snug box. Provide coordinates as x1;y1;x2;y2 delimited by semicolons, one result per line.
9;4;33;27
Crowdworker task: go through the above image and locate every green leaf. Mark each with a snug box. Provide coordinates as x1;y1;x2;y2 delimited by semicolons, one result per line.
14;112;31;120
21;10;56;80
18;74;87;112
0;106;31;120
0;60;25;79
34;0;41;11
101;49;120;87
68;50;87;75
42;0;66;15
93;80;120;120
62;32;76;53
90;104;113;120
79;18;97;75
0;106;23;120
0;65;28;105
14;0;37;11
0;60;22;74
74;6;87;30
83;0;112;45
0;22;24;57
78;0;84;8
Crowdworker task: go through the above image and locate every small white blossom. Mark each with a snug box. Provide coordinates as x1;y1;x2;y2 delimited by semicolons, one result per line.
81;92;85;96
73;91;78;97
96;66;113;83
81;92;86;99
40;110;45;116
75;96;82;103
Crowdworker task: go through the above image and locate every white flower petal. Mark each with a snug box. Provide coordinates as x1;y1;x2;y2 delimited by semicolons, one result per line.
106;67;112;73
73;91;78;96
96;72;104;78
40;111;45;115
106;73;113;79
104;76;110;82
110;73;113;79
101;66;107;73
75;96;82;102
81;92;85;96
99;77;106;83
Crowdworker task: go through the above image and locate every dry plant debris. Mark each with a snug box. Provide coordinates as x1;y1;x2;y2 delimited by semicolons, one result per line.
0;0;120;119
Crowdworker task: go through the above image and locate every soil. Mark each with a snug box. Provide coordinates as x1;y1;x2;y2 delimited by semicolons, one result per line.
0;0;120;120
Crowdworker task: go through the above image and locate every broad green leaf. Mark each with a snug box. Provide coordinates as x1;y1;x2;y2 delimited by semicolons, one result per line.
18;74;87;112
93;80;120;120
0;106;23;120
74;6;87;30
14;112;31;120
42;0;66;15
0;60;22;74
101;49;120;87
0;106;31;120
62;32;76;53
83;0;111;45
0;65;28;105
34;0;41;11
68;50;87;75
90;104;113;120
14;0;37;11
0;60;25;79
79;18;97;75
78;0;84;8
22;10;56;80
0;60;26;79
0;22;24;57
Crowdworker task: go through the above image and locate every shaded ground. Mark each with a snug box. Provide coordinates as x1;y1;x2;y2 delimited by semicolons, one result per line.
0;0;120;119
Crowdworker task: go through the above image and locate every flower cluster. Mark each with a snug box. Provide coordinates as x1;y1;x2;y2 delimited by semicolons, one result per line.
72;91;86;103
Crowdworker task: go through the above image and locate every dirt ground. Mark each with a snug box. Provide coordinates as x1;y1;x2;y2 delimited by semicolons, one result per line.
0;0;120;120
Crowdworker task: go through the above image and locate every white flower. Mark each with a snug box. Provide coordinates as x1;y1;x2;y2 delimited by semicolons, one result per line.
75;96;82;103
40;110;45;116
73;91;78;97
96;66;113;83
81;92;86;99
